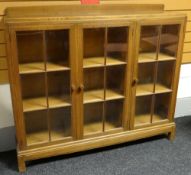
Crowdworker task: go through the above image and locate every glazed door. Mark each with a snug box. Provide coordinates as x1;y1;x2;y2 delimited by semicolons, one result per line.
13;25;77;147
132;19;185;129
78;22;134;138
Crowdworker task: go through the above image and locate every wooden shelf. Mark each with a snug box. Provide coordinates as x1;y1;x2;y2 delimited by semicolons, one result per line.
83;57;104;68
49;96;71;109
47;62;70;72
83;57;126;68
19;62;70;74
19;62;45;74
26;130;49;146
158;53;176;61
134;114;151;126
107;57;126;66
136;84;154;96
23;96;71;112
134;114;167;126
155;84;172;93
83;89;124;104
138;52;175;63
106;89;124;100
138;53;156;63
23;97;47;112
152;114;167;122
51;129;71;141
84;122;116;135
26;130;71;145
136;83;172;96
142;33;178;46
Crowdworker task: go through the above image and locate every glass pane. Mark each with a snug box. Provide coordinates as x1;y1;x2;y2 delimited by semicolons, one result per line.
106;65;125;100
24;110;48;146
50;107;71;141
159;24;180;60
20;73;47;112
139;26;159;62
47;71;71;108
105;99;123;131
16;31;44;74
136;63;155;96
106;27;128;65
135;95;152;127
84;102;103;135
46;30;70;71
153;93;171;122
83;28;105;68
83;67;104;104
155;61;175;93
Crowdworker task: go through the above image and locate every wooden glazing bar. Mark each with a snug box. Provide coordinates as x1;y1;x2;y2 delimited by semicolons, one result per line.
103;27;107;132
42;30;51;142
150;25;161;124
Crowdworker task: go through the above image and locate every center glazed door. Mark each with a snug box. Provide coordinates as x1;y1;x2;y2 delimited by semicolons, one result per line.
78;22;134;138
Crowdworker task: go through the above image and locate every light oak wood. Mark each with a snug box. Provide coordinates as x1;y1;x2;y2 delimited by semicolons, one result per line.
183;42;191;53
5;5;186;172
185;32;191;42
182;52;191;63
136;83;172;96
84;122;117;134
0;30;5;43
134;114;168;126
19;62;70;74
83;57;126;68
0;57;7;69
83;89;124;104
0;16;4;29
186;21;191;32
23;95;71;112
0;69;8;83
0;43;6;56
138;52;176;63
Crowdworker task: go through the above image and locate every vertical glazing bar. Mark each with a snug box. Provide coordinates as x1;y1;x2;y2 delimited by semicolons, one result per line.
42;30;51;142
151;25;162;124
103;27;108;132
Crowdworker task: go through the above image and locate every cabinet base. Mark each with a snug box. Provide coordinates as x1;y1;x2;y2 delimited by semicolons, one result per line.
17;122;176;172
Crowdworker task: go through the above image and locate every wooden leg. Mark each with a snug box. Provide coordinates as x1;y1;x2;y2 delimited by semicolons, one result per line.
168;125;176;141
18;156;26;173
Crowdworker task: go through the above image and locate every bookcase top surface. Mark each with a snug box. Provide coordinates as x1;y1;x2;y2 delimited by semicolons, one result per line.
5;4;186;24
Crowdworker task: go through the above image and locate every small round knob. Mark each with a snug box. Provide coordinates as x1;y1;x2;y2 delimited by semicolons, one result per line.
78;84;84;92
132;78;138;86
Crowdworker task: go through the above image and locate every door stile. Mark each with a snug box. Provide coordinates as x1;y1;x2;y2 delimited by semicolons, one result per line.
168;19;187;122
123;23;134;130
129;22;140;130
75;24;84;139
8;29;27;149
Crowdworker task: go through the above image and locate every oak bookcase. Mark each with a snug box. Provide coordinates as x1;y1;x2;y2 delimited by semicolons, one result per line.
5;4;186;172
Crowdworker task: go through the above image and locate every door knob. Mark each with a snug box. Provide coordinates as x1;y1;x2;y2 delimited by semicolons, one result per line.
78;84;84;92
132;78;138;86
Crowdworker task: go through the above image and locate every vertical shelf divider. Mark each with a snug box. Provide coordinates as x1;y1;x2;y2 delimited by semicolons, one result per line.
42;30;51;142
